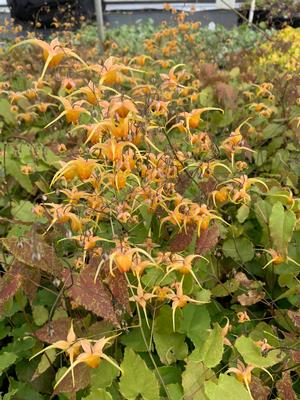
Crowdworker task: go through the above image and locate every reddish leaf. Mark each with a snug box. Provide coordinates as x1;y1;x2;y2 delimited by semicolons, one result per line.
287;310;300;330
291;349;300;364
175;174;192;195
234;272;253;288
34;318;72;344
214;82;237;108
53;363;91;395
63;266;120;328
87;320;114;338
1;236;63;277
106;269;131;315
34;318;87;345
90;256;131;315
276;372;297;400
0;272;22;313
10;261;40;304
198;178;216;199
170;224;196;252
249;376;271;400
237;290;265;306
195;224;219;255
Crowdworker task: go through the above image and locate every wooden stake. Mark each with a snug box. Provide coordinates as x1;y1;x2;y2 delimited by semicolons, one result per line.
249;0;256;24
94;0;105;43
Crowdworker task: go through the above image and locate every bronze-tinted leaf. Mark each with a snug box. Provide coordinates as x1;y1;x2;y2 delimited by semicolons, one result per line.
237;290;265;306
287;310;300;330
276;372;297;400
87;320;114;339
195;224;219;255
198;178;216;199
170;224;195;252
214;81;237;108
63;267;120;328
234;272;253;288
34;318;72;344
90;256;131;316
106;269;131;315
1;236;63;277
0;272;22;313
249;376;271;400
175;174;192;195
10;261;40;304
34;317;87;345
290;349;300;364
53;364;91;395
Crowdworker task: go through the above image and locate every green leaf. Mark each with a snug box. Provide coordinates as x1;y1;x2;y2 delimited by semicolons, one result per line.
157;366;181;385
229;67;240;78
120;319;151;352
153;330;188;365
192;323;224;368
154;305;181;334
11;201;46;223
5;157;34;194
237;204;250;224
211;279;240;297
0;99;15;124
90;359;119;389
165;384;183;400
254;199;272;245
262;123;284;140
82;389;112;400
32;305;48;326
8;380;45;400
139;204;153;231
0;352;17;373
254;200;272;227
235;336;284;368
119;348;160;400
178;304;210;347
194;289;211;303
254;150;267;167
269;202;296;257
3;389;18;400
199;87;214;107
248;322;280;348
182;356;214;400
222;238;254;263
0;321;10;340
205;374;251;400
35;349;56;376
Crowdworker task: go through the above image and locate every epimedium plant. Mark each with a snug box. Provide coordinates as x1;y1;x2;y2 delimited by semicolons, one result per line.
0;7;300;400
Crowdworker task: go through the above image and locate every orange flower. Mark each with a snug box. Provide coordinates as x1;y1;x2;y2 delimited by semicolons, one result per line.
166;279;208;331
88;57;125;85
46;204;82;232
237;311;250;323
10;38;87;80
51;157;98;185
227;360;254;392
61;78;77;94
109;97;138;118
44;96;90;128
129;283;157;326
31;322;81;386
54;336;122;389
181;107;222;130
163;253;207;287
21;165;33;174
91;139;140;162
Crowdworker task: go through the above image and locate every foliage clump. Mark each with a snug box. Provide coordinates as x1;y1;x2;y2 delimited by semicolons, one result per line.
0;6;300;400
